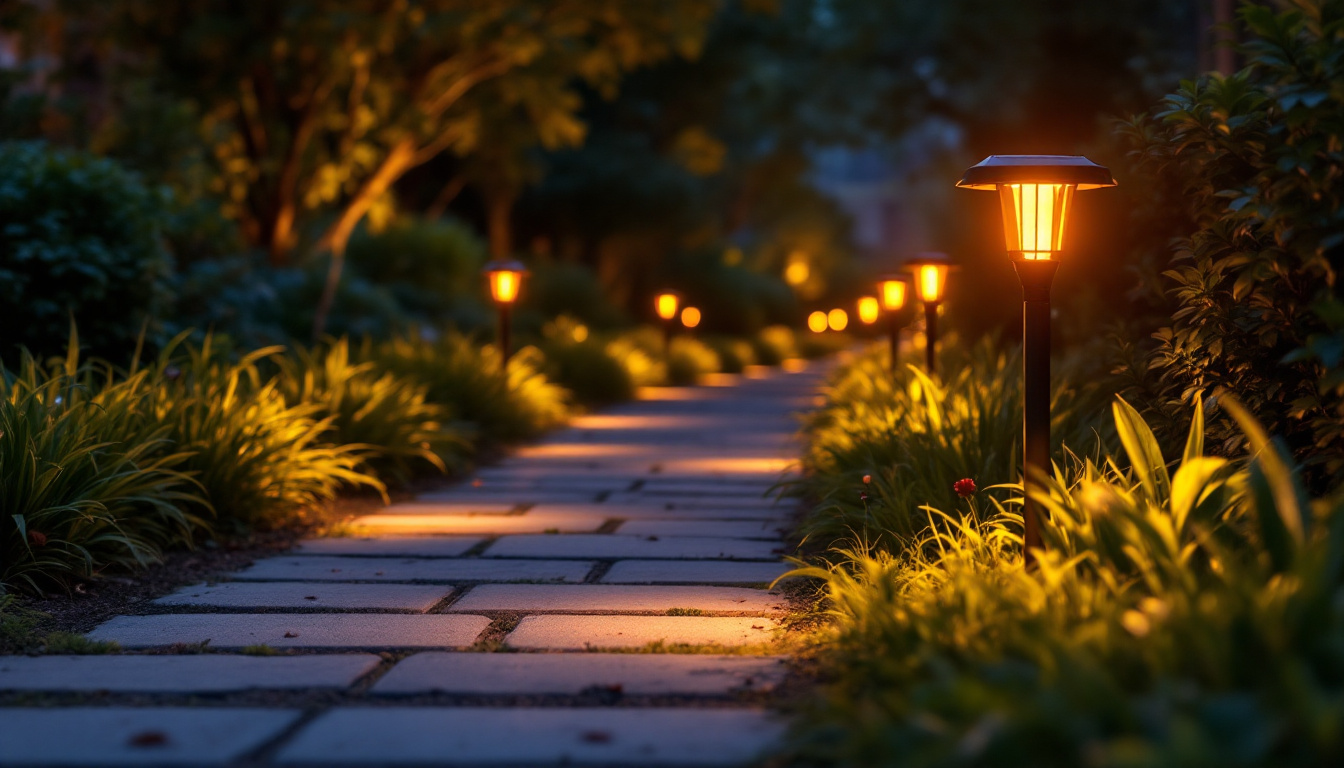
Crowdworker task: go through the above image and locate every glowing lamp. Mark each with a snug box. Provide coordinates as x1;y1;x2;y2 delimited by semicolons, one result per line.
482;260;528;363
878;276;908;312
827;308;848;332
903;252;953;374
655;292;680;321
807;311;827;333
681;306;701;329
956;155;1115;261
957;155;1115;568
857;297;880;325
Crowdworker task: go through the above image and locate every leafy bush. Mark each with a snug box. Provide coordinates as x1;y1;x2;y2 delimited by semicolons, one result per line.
706;337;756;374
537;319;637;406
665;336;721;385
0;142;173;361
787;395;1344;767
752;325;797;365
277;339;470;486
522;262;627;330
1120;0;1344;491
346;217;490;328
794;339;1109;550
0;345;204;592
368;332;570;443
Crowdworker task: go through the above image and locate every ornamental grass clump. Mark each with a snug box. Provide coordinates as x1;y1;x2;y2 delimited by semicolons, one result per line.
787;395;1344;767
0;343;204;592
277;338;470;485
794;338;1107;550
146;335;380;531
368;331;569;443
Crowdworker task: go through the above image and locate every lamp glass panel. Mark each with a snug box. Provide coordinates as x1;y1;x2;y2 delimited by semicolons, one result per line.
489;270;521;303
998;183;1075;260
857;296;880;324
916;265;948;303
879;280;907;311
656;293;679;320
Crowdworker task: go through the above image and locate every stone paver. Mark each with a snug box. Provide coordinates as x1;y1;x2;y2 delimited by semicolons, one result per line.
371;653;787;695
533;502;789;521
606;492;786;509
154;582;454;611
506;615;779;650
89;614;490;649
616;519;786;539
0;654;379;693
449;584;785;614
275;707;784;766
602;560;794;585
234;555;594;582
349;510;609;535
485;533;780;560
0;708;301;766
294;535;481;557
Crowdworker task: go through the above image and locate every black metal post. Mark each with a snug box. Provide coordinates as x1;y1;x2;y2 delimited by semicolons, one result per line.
887;313;901;374
663;319;674;358
498;304;512;364
923;301;940;375
1013;259;1058;568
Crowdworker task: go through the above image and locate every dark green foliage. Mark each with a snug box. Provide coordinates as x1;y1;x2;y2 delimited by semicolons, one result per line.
540;338;637;406
0;142;173;361
347;218;489;328
1120;0;1344;490
522;262;628;330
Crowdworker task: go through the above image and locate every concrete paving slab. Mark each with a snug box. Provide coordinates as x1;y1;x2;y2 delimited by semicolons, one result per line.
484;534;781;560
233;556;593;583
371;501;516;515
532;503;788;521
615;519;786;539
89;613;491;649
449;584;785;614
348;510;608;535
371;653;787;695
412;489;603;504
602;560;794;585
275;707;784;766
294;535;481;557
0;654;379;693
153;582;453;612
606;492;785;509
0;708;300;766
506;615;779;650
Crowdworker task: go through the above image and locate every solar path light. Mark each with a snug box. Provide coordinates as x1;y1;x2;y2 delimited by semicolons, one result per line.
877;274;911;374
482;260;528;363
904;253;951;375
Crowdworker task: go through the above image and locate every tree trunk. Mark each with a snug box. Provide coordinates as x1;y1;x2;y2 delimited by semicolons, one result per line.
485;188;516;259
311;138;418;341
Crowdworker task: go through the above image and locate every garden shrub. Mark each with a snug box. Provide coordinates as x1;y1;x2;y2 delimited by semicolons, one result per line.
786;394;1344;767
752;325;797;365
665;336;721;385
537;319;637;406
1120;0;1344;491
0;142;174;361
346;217;490;328
705;337;756;374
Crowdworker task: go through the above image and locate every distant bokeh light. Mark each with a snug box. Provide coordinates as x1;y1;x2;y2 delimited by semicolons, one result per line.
681;306;702;328
807;310;828;333
857;296;879;324
828;308;848;331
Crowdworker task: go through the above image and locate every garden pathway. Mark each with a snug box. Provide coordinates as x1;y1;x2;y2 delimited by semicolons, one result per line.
0;361;829;767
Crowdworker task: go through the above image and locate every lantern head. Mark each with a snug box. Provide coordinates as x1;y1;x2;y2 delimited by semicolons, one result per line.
904;253;953;304
680;306;702;329
482;260;528;304
957;155;1115;261
655;292;680;321
857;296;880;325
877;274;910;312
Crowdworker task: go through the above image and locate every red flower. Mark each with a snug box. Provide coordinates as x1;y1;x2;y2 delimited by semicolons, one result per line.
28;530;48;547
862;474;872;484
953;478;977;498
